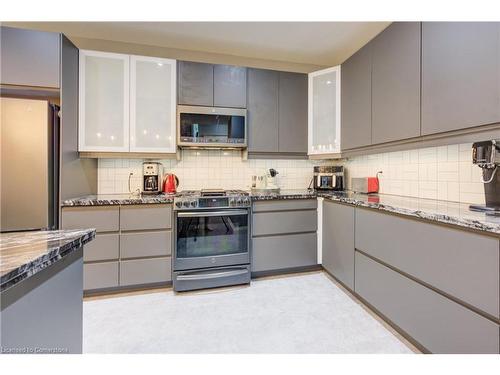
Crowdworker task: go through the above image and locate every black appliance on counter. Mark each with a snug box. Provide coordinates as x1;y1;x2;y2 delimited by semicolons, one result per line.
173;189;251;292
470;140;500;215
313;166;345;191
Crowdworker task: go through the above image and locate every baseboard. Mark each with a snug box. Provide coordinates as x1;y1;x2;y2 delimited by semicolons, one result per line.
251;264;322;279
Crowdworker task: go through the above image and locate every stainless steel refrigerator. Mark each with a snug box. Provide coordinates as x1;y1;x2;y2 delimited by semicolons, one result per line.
1;97;59;232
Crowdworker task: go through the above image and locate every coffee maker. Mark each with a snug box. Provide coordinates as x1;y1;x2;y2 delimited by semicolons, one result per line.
142;162;163;195
469;140;500;214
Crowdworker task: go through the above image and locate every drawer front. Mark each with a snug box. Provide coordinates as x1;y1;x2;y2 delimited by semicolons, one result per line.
120;258;172;286
252;210;317;236
252;199;317;212
84;262;119;290
355;252;499;354
355;208;499;318
62;206;119;233
252;232;317;272
120;205;172;231
84;233;119;262
322;200;355;290
120;230;172;259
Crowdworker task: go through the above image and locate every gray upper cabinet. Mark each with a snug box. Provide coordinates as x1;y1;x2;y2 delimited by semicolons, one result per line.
371;22;421;144
0;26;60;88
178;61;247;108
422;22;500;135
178;61;214;106
322;201;355;290
341;43;372;150
213;65;247;108
247;68;279;152
278;72;308;153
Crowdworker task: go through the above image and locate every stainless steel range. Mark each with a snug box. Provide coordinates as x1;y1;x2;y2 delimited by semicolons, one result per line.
173;189;251;292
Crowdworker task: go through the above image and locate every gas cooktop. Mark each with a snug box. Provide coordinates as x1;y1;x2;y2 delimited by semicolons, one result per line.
174;189;250;210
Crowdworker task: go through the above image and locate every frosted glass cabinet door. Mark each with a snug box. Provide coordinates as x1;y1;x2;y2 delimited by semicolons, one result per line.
79;50;130;151
308;66;341;155
130;56;177;153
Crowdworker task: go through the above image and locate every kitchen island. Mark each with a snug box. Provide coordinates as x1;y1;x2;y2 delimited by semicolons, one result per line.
0;229;95;354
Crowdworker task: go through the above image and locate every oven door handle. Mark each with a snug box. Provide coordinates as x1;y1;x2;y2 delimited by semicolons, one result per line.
177;210;248;218
176;269;249;281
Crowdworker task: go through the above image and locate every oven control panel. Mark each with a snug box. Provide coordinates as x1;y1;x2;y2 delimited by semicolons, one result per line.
174;196;251;210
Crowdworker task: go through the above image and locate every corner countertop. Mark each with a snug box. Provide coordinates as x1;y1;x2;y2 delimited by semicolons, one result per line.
61;190;499;236
319;191;500;236
62;193;175;206
0;229;96;292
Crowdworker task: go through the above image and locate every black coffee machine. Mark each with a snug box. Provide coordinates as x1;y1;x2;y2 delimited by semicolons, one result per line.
469;140;500;214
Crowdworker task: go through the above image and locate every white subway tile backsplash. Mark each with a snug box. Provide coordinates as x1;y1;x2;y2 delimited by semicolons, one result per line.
98;150;321;194
97;142;485;205
342;142;485;204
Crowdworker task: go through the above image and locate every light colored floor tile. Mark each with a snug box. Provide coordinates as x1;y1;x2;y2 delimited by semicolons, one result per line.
83;272;415;354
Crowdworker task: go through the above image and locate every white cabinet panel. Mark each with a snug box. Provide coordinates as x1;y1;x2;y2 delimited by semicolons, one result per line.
308;66;341;155
130;56;176;153
79;50;129;152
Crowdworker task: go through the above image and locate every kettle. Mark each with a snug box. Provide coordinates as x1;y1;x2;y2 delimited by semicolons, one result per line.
163;173;179;194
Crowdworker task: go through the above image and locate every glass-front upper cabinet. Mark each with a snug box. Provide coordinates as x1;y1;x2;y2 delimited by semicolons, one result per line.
308;66;341;156
79;50;130;152
130;56;176;153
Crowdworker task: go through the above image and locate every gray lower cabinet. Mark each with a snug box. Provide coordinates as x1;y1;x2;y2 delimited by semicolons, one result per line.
251;199;318;273
278;72;308;153
83;262;119;290
1;26;60;88
120;204;172;231
421;22;500;135
120;231;172;259
213;65;247;108
355;252;499;354
178;61;214;106
341;41;372;150
247;68;279;152
1;249;84;353
371;22;421;144
322;201;355;290
252;210;317;236
83;233;119;262
252;233;317;272
62;206;119;232
355;208;499;318
62;204;173;292
120;258;172;286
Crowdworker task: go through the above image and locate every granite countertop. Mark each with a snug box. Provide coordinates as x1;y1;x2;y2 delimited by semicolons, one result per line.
62;193;175;206
249;189;317;201
0;229;96;292
319;191;500;236
61;190;499;235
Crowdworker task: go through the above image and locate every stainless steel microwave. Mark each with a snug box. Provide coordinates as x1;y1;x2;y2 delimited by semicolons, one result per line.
177;105;247;149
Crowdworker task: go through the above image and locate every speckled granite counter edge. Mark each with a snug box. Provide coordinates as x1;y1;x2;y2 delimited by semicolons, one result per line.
0;229;96;292
61;196;174;206
250;191;317;201
319;194;500;236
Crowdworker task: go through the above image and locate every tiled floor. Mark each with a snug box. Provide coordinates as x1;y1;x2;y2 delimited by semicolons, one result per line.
83;271;417;353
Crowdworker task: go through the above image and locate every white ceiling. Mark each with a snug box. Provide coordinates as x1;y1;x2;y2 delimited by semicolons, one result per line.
5;22;390;66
